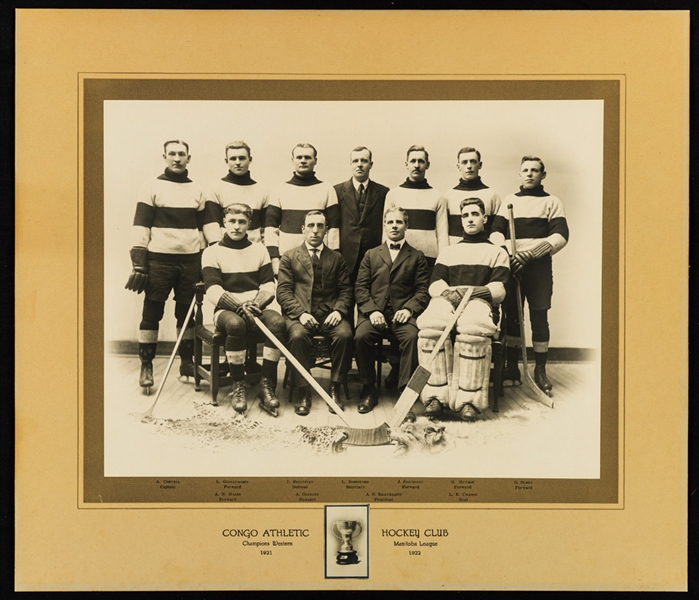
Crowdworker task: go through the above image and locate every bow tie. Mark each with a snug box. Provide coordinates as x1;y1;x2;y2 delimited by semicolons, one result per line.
389;243;401;251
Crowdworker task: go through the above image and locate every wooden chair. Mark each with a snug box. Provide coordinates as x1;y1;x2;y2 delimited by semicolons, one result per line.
193;283;232;405
282;335;350;403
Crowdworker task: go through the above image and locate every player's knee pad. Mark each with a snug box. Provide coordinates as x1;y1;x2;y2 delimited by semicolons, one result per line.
417;330;453;406
451;334;491;413
416;296;454;331
456;299;497;337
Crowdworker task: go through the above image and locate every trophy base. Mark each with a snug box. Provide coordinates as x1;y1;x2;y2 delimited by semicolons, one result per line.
336;551;360;565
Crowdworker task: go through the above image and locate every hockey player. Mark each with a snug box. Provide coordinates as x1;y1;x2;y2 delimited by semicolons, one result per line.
201;203;287;415
265;143;340;276
489;156;569;394
383;145;448;272
125;140;219;391
416;198;510;421
444;147;501;244
205;140;270;379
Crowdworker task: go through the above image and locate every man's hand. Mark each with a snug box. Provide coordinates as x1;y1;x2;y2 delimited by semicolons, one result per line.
323;310;342;329
369;311;387;330
392;309;412;325
299;312;319;331
125;246;149;294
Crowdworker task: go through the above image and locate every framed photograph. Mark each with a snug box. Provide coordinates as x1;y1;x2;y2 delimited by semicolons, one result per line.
16;10;688;591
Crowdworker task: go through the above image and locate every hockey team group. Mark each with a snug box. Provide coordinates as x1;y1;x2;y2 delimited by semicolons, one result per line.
124;140;569;423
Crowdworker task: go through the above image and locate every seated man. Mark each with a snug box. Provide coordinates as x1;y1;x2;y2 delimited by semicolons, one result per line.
416;198;510;421
276;210;354;416
354;205;430;413
201;203;286;416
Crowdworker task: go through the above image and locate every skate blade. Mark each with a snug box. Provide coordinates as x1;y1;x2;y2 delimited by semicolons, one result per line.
258;399;279;417
141;386;151;395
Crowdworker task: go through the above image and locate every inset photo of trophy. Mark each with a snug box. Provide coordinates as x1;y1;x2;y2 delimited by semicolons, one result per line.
324;504;369;579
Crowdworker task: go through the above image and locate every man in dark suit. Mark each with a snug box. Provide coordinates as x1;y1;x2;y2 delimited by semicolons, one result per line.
353;205;430;413
334;146;390;285
276;210;354;416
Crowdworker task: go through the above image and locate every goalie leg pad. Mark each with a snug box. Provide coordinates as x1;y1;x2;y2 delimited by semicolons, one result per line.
456;299;497;337
417;330;452;406
416;296;454;331
451;334;491;413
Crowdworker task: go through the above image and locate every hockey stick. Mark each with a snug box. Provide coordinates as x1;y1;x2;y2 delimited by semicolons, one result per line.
507;204;554;409
138;294;198;422
385;287;473;429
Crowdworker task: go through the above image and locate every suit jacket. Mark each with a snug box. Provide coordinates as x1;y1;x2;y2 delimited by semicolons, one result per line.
354;241;430;327
334;179;389;276
276;244;354;319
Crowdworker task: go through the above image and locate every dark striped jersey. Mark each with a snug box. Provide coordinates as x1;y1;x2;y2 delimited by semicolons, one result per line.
265;180;340;259
132;175;216;260
201;236;276;319
205;177;269;245
383;186;448;260
429;239;510;306
489;186;569;255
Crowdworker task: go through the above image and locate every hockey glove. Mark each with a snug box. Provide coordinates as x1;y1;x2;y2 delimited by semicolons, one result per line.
253;290;275;311
236;303;258;331
216;291;242;313
511;241;553;276
125;247;149;293
466;286;492;303
440;288;464;310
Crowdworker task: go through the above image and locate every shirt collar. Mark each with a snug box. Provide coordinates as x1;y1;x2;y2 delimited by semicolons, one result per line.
305;242;325;254
352;178;370;191
387;239;405;250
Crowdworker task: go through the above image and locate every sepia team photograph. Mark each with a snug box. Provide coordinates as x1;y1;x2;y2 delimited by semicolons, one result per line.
102;98;603;482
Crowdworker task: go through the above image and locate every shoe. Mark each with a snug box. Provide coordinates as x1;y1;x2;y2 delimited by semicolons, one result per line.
229;380;248;414
424;397;444;416
294;388;312;416
358;387;378;414
179;357;195;379
459;403;479;422
328;383;345;413
384;366;399;389
256;376;280;417
534;364;553;394
139;361;154;388
503;347;521;385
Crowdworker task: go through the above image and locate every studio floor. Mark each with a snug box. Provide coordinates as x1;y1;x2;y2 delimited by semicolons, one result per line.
103;352;602;479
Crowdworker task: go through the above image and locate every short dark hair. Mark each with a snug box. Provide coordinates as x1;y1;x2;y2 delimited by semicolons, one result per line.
292;143;317;159
521;155;545;172
223;203;253;222
350;146;372;161
225;141;251;159
163;139;189;154
303;210;326;225
406;144;429;162
460;197;486;215
457;146;482;162
384;204;409;226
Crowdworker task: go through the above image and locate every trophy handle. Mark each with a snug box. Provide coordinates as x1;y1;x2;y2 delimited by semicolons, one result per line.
331;522;341;540
353;523;362;539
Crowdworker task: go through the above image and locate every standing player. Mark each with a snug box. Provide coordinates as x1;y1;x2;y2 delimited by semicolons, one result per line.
383;145;448;273
444;147;501;244
125;140;218;391
265;143;340;275
489;156;569;394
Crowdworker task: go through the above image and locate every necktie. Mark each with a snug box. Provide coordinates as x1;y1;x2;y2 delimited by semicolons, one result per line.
311;248;319;268
357;183;366;215
390;243;401;251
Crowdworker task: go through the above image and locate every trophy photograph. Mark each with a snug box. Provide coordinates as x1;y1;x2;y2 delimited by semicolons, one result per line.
331;520;363;565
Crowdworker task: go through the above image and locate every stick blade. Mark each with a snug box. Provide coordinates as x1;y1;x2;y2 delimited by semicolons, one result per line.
344;423;391;446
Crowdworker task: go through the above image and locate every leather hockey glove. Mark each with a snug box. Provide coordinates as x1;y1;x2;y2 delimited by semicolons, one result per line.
440;288;465;310
511;241;553;276
466;286;492;303
125;247;149;293
216;291;242;312
236;303;259;331
253;290;275;311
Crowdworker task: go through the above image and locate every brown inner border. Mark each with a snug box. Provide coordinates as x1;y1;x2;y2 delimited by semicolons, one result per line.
83;78;620;505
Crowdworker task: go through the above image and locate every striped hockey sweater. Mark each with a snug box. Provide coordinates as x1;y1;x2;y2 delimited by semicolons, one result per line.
201;234;276;319
383;182;448;260
132;172;217;261
264;174;340;259
489;185;569;255
444;177;501;245
204;172;269;245
429;234;510;306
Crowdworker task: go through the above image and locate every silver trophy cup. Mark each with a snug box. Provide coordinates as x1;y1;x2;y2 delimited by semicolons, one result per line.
331;520;362;565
